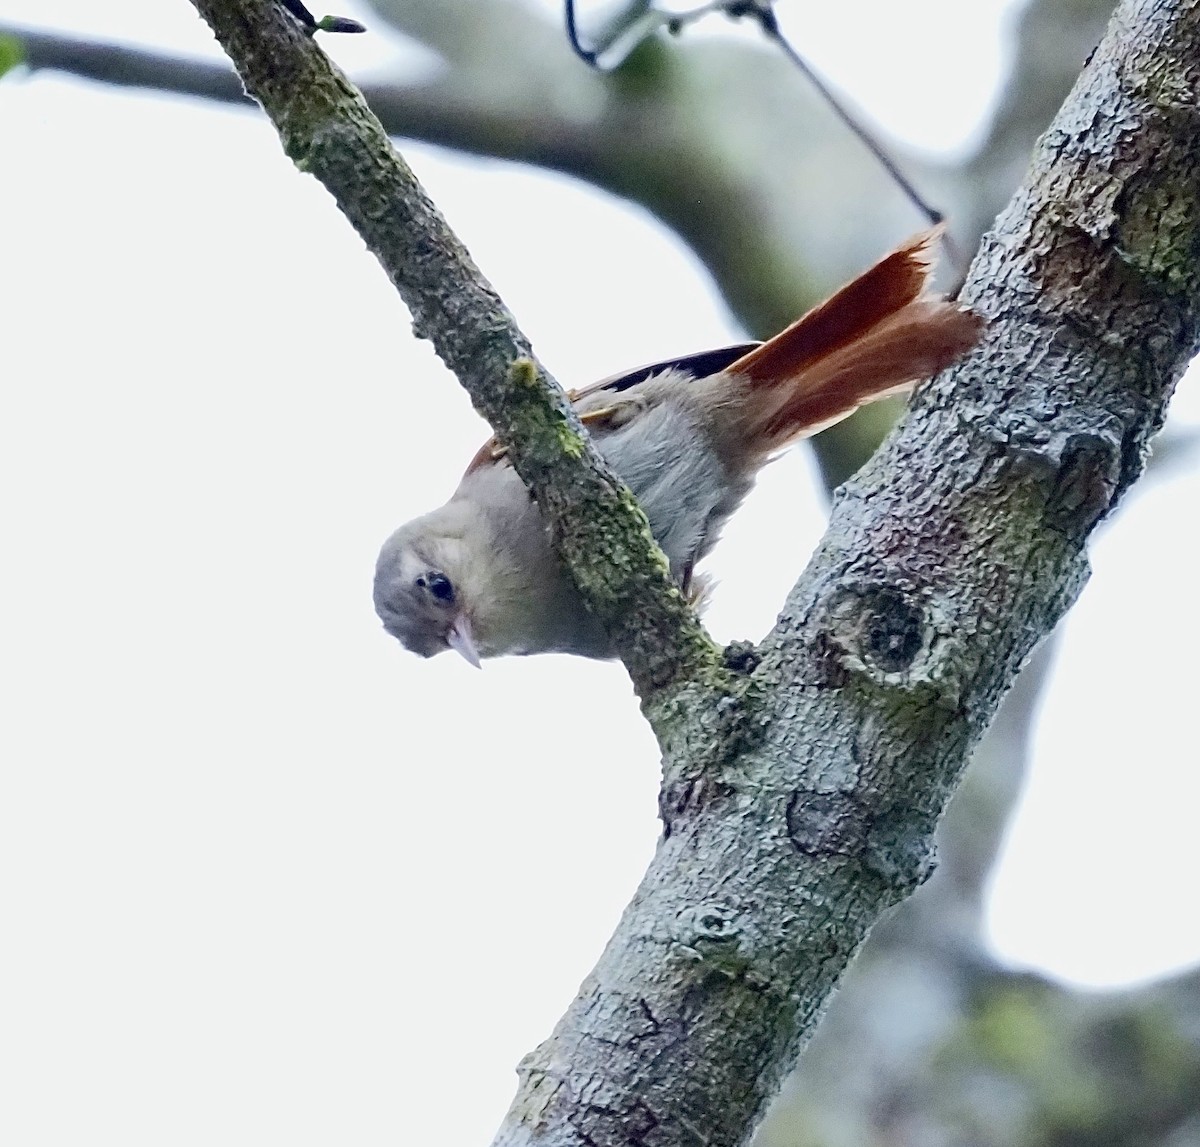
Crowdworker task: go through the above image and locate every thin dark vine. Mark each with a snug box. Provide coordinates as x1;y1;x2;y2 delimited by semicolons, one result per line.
563;0;947;244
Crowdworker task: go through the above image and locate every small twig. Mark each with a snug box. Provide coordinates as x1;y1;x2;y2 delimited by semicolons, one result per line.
564;0;599;65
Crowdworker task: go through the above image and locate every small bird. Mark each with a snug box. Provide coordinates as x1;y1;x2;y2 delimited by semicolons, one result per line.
374;229;982;666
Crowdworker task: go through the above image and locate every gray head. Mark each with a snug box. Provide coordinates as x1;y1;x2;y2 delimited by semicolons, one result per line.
372;508;484;667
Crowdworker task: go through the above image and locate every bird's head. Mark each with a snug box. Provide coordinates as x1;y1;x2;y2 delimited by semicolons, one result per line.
373;509;486;667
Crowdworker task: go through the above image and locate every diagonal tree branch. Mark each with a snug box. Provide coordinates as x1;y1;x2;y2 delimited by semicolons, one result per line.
183;0;730;712
178;0;1199;1144
496;1;1198;1141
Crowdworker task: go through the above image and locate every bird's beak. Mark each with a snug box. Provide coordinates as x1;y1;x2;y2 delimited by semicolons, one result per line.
447;614;482;669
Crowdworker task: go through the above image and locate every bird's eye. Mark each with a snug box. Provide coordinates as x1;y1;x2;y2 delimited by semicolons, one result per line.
427;572;455;604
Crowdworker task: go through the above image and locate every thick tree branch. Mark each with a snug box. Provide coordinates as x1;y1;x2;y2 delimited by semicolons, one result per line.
488;2;1200;1145
182;0;730;710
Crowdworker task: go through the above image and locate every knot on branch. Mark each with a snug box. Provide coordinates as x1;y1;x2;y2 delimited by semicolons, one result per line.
784;786;940;907
858;587;924;673
786;790;869;857
671;902;749;977
822;582;961;701
987;407;1124;539
1045;427;1123;534
861;807;939;901
722;640;760;674
784;787;939;907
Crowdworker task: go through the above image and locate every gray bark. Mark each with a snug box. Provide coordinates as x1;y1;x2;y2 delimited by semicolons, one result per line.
494;2;1199;1140
183;0;1200;1143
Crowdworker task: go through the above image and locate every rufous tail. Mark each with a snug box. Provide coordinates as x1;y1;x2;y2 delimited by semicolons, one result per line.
726;228;983;451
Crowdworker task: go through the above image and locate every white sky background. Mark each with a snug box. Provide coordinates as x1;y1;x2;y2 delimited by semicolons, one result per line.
1;1;1198;1143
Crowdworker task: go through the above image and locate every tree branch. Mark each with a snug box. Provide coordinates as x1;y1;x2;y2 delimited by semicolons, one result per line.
151;0;1197;1144
182;0;730;711
0;24;250;101
489;1;1200;1144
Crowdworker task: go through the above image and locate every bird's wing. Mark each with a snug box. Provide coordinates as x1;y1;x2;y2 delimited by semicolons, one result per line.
462;342;760;476
572;342;761;401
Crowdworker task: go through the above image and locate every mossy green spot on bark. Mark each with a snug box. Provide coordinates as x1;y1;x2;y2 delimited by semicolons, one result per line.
503;357;588;463
507;357;541;390
1119;187;1200;297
